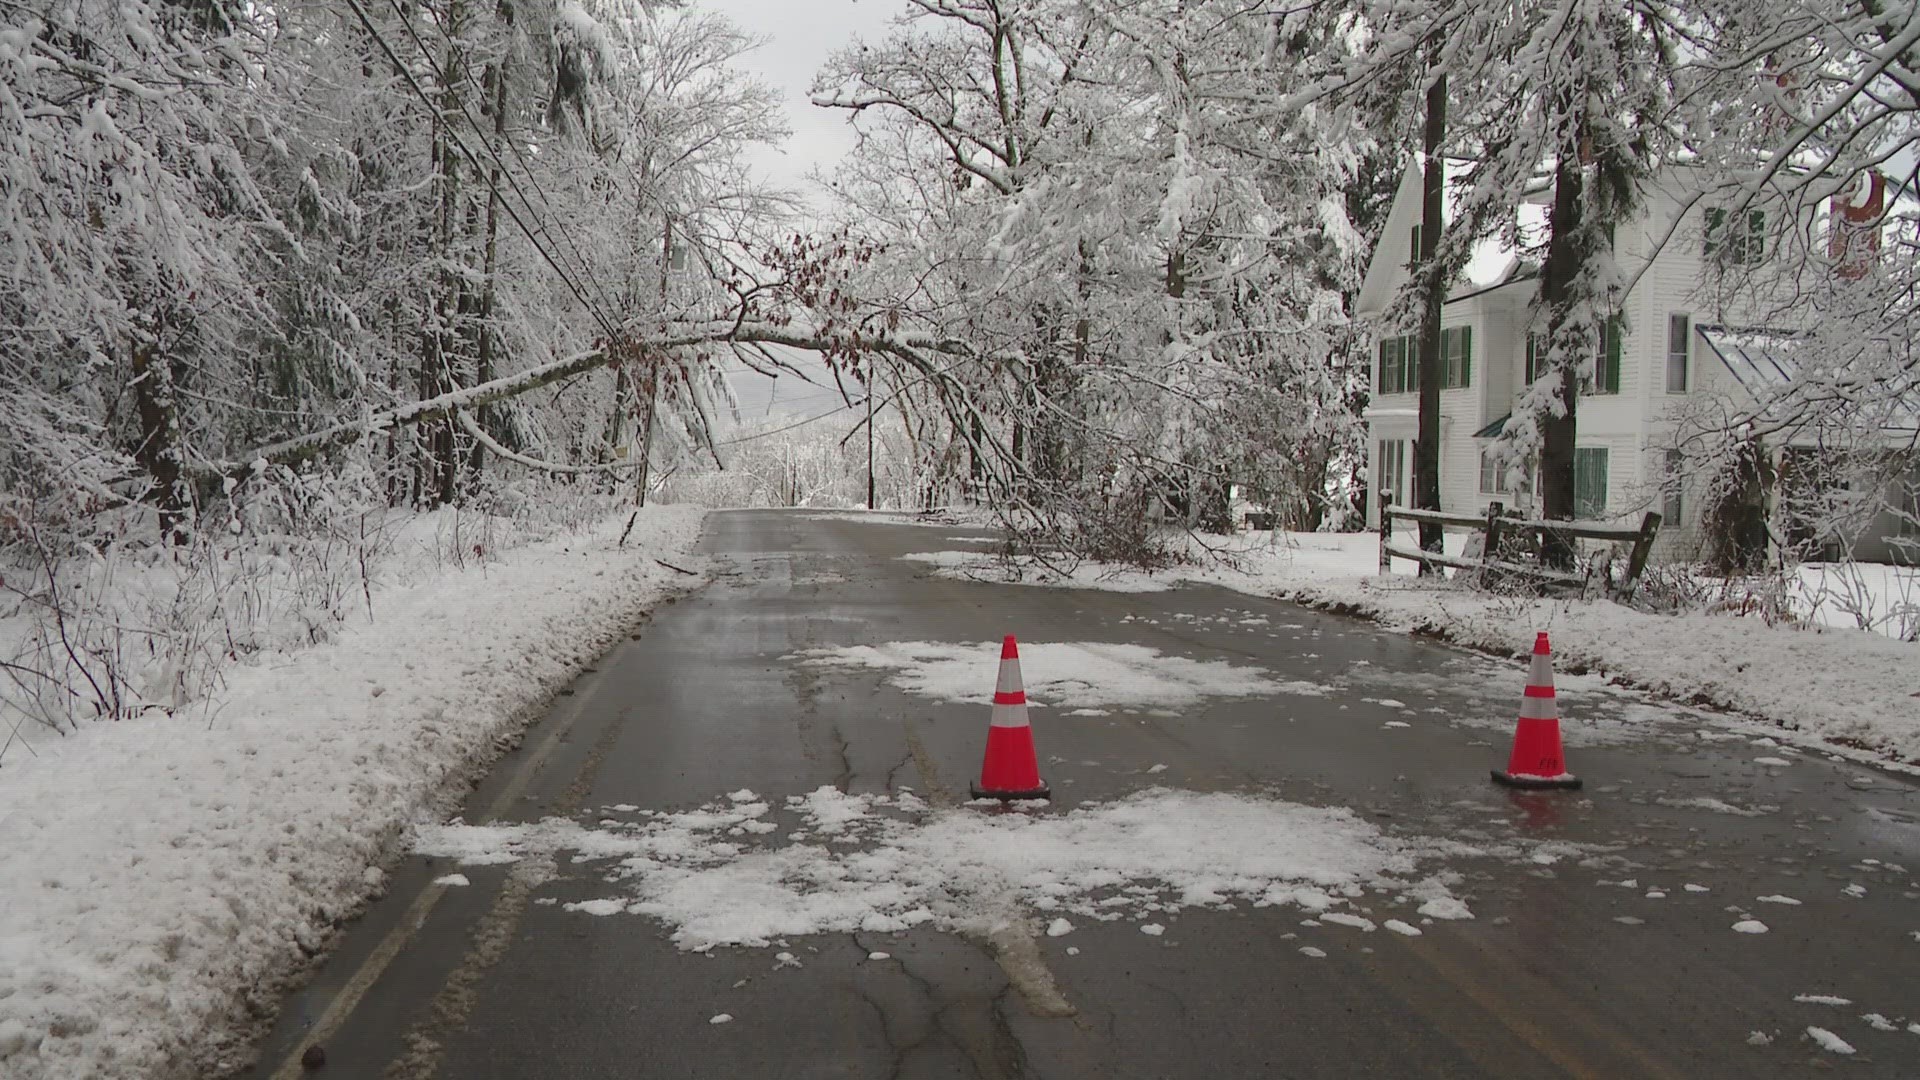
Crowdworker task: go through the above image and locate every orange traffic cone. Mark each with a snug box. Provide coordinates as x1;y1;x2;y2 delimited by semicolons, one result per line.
971;635;1050;800
1491;632;1582;790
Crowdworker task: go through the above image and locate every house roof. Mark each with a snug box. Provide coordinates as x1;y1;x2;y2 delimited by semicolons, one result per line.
1473;414;1510;439
1354;156;1551;320
1696;324;1796;392
1696;324;1920;441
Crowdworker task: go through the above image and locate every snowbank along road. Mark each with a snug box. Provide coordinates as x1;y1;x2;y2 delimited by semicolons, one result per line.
247;510;1920;1079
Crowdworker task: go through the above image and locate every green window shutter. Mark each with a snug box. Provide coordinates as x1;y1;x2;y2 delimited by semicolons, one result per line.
1460;324;1472;387
1573;447;1609;518
1525;334;1538;384
1377;339;1390;394
1705;207;1726;257
1605;317;1622;393
1748;209;1765;261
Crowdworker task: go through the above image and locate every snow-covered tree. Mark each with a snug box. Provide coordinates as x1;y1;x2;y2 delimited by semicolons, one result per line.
1351;0;1684;563
1670;0;1920;569
811;0;1376;557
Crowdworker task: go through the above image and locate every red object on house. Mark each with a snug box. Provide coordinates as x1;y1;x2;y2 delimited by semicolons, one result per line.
971;635;1050;800
1830;170;1887;280
1491;632;1583;791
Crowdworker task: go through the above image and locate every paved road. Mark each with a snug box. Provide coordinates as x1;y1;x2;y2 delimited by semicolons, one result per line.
245;510;1920;1079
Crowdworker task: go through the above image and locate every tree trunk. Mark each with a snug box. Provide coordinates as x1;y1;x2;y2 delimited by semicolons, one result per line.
416;0;467;507
468;58;510;480
1536;153;1586;568
1414;72;1446;571
131;330;188;543
1706;436;1773;574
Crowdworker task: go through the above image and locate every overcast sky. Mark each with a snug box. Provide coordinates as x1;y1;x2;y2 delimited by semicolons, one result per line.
713;0;902;193
706;1;903;421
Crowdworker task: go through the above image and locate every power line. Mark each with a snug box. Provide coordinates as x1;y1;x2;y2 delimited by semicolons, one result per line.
340;0;623;342
377;0;629;331
714;401;862;446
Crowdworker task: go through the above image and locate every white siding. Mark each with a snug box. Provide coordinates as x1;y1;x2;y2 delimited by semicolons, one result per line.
1356;162;1867;563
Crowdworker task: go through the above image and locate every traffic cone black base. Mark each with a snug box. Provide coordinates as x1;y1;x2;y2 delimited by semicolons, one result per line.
1490;770;1583;791
969;782;1052;801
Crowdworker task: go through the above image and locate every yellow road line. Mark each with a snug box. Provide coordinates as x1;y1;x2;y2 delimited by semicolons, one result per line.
268;660;616;1080
1399;931;1690;1080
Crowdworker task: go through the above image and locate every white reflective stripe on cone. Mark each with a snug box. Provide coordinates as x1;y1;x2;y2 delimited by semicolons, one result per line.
1528;652;1555;689
1518;693;1559;721
989;702;1031;728
996;658;1024;696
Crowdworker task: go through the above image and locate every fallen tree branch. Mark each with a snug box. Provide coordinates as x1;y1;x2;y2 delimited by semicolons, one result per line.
185;322;980;482
654;558;697;576
454;410;642;475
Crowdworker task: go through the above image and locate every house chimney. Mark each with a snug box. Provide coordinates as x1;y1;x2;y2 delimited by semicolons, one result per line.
1829;170;1886;281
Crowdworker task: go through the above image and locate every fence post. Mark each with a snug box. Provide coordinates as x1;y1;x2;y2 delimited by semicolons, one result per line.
1621;510;1663;597
1378;490;1394;575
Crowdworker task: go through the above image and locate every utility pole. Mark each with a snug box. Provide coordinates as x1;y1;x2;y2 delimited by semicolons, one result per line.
636;217;670;508
866;376;877;510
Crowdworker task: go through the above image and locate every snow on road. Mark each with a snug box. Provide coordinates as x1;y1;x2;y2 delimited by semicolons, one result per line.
788;640;1327;710
414;786;1494;953
899;532;1920;767
0;506;707;1080
1806;1026;1856;1054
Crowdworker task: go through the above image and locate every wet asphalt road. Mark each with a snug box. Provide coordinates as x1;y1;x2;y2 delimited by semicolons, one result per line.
245;510;1920;1079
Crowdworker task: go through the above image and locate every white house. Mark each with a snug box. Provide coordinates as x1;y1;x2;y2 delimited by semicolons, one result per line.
1354;160;1917;564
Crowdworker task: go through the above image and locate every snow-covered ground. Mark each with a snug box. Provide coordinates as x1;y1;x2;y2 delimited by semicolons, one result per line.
0;506;707;1080
789;639;1329;710
1792;561;1920;638
415;785;1505;954
903;529;1920;768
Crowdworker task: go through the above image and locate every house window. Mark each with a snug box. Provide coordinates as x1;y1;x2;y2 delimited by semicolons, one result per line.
1666;313;1690;393
1481;451;1536;498
1377;337;1400;394
1662;449;1684;522
1590;316;1622;395
1574;447;1610;519
1706;207;1766;266
1376;335;1417;395
1479;449;1510;495
1440;326;1472;389
1377;439;1408;507
1529;330;1611;390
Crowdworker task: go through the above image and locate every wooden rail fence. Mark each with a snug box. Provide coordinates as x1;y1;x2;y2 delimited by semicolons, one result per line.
1378;494;1662;598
